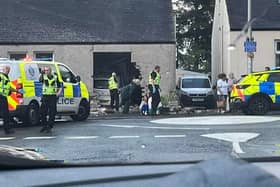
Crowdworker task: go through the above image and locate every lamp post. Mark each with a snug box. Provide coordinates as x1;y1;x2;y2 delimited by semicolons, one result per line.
247;0;253;73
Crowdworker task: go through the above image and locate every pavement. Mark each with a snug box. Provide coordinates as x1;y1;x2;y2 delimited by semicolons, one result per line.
1;114;280;164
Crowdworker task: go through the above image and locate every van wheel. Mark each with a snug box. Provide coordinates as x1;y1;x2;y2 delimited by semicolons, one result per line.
23;102;40;126
71;100;90;121
248;96;270;115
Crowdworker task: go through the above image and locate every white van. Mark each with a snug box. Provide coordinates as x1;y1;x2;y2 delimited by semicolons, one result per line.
177;75;216;109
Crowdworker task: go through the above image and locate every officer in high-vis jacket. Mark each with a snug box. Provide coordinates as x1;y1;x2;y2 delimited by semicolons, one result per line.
39;66;62;133
108;72;119;112
0;65;22;134
148;65;161;115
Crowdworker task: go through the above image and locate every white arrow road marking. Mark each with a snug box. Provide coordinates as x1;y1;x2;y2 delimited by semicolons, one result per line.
64;136;99;140
201;133;260;154
0;137;16;140
154;135;186;138
109;136;140;139
23;137;56;140
100;124;209;130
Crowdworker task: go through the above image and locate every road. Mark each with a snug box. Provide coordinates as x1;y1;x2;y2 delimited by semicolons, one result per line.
1;115;280;163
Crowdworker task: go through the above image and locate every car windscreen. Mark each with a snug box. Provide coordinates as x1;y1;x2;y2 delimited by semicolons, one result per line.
182;78;211;88
94;79;108;89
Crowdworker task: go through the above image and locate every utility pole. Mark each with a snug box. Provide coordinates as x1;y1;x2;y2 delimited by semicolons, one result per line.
247;0;253;73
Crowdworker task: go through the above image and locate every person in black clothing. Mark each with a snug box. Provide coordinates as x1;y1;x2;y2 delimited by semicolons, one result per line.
39;66;62;133
148;65;161;115
0;65;21;134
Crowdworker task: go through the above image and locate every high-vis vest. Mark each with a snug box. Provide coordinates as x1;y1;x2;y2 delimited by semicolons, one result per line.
108;76;118;90
0;73;11;97
149;71;161;86
42;74;57;95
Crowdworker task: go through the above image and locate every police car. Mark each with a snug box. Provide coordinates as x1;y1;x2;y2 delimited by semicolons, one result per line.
231;69;280;114
0;58;90;125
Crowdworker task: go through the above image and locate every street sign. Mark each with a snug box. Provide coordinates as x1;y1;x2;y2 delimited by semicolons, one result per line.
244;41;256;52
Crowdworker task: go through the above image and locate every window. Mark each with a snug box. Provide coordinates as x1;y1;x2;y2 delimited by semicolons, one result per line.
267;73;280;82
1;63;21;80
9;53;26;60
24;63;57;81
34;52;53;61
58;64;76;83
24;64;40;81
94;79;109;89
182;78;211;88
275;41;280;67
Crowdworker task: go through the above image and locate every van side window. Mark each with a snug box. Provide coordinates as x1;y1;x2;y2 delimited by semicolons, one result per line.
37;64;57;77
24;64;40;80
58;64;76;83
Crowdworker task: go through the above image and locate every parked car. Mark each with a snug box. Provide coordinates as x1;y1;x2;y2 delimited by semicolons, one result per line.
93;78;111;106
231;69;280;114
177;75;216;109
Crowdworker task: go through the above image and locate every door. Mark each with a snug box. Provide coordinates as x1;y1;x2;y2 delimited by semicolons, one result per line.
266;72;280;103
57;64;80;112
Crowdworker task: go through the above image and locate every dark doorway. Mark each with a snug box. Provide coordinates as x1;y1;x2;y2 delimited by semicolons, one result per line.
93;52;140;88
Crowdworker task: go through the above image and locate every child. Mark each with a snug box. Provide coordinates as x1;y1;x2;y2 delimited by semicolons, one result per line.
139;95;149;115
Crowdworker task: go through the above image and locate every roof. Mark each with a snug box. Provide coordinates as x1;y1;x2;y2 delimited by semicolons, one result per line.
0;0;175;44
176;69;207;78
226;0;280;30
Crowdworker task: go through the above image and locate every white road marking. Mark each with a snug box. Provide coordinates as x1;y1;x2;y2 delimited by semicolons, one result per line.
109;136;140;139
100;124;209;130
154;135;186;138
0;137;16;140
201;133;260;154
65;136;98;140
23;137;56;140
151;116;280;125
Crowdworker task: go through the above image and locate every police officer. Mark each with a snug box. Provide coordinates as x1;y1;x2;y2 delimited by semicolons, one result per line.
108;72;119;112
148;65;161;115
0;65;21;134
39;66;62;133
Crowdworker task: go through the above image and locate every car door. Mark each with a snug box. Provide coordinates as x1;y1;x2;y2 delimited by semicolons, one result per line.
56;64;80;112
265;72;280;103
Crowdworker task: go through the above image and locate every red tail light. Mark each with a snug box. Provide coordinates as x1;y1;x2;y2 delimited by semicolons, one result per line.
16;83;23;98
16;83;23;90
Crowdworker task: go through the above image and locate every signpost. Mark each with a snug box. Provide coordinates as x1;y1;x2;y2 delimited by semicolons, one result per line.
244;41;257;53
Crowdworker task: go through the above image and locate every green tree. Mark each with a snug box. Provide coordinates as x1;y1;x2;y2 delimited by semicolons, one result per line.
175;0;215;73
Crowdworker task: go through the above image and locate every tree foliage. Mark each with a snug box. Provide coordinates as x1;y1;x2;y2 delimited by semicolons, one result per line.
175;0;215;73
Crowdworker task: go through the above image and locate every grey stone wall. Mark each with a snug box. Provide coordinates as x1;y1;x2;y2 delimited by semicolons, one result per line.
0;44;176;95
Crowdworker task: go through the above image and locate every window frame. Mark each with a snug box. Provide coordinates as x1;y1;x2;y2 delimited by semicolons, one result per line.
57;64;77;83
8;52;27;60
34;51;54;62
267;72;280;82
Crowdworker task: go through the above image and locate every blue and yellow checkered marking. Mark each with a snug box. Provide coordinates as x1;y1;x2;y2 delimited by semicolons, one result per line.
259;82;275;95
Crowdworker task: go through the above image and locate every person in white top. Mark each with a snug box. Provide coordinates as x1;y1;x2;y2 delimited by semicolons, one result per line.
216;73;228;113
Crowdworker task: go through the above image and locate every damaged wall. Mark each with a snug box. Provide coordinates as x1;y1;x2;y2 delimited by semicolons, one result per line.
0;44;176;95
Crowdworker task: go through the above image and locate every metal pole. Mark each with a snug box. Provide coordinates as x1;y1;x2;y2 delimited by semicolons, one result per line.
247;0;253;73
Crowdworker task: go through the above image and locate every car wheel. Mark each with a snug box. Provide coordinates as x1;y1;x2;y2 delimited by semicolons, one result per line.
248;96;270;115
71;100;90;121
23;102;40;126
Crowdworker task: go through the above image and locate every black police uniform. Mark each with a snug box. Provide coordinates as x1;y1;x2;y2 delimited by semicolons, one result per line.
39;73;61;132
0;73;14;134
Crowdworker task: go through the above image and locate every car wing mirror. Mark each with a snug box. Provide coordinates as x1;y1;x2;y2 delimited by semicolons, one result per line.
76;75;81;82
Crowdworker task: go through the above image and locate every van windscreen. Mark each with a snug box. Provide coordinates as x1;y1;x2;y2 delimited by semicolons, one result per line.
182;78;210;88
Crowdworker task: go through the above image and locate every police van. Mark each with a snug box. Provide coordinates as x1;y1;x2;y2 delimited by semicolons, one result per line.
0;58;90;125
